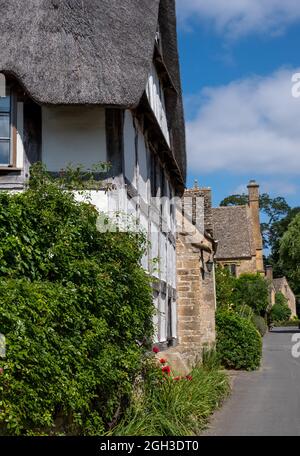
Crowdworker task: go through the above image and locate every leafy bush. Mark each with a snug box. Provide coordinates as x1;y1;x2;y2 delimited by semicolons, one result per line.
252;315;267;336
0;165;154;435
235;304;254;320
234;273;269;316
270;293;292;323
215;266;237;310
216;310;262;371
273;319;300;327
111;358;229;436
275;291;289;307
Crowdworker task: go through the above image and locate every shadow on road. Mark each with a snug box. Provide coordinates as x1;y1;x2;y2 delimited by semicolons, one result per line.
270;327;300;334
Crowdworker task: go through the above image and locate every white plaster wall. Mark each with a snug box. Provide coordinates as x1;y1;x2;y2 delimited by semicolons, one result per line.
146;63;170;146
159;293;167;342
140;211;149;270
138;128;149;203
171;300;177;339
42;106;106;171
159;233;167;282
123;110;136;188
16;102;24;169
74;190;108;213
150;224;159;279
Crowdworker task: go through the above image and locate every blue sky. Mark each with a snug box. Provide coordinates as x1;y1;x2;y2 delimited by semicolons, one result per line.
176;1;300;208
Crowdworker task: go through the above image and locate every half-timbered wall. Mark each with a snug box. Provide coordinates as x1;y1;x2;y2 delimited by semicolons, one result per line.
0;98;178;349
123;109;177;347
146;63;170;147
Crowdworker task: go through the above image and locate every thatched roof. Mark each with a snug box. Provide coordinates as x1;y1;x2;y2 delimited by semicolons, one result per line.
158;1;186;183
0;0;186;183
0;0;159;106
212;206;255;260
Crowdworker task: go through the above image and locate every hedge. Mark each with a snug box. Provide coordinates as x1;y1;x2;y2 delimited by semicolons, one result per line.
0;164;154;435
216;310;262;371
252;315;268;337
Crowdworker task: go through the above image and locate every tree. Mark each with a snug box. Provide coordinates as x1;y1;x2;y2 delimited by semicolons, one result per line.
279;213;300;295
220;193;290;248
215;266;237;311
234;273;269;316
268;207;300;277
270;293;292;322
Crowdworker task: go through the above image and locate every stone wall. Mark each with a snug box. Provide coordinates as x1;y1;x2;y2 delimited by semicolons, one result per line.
175;234;216;369
160;186;216;374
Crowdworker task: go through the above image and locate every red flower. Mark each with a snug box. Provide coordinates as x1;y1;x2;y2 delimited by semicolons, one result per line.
159;358;167;364
186;375;193;381
152;346;160;354
162;365;171;375
173;376;182;381
0;368;3;375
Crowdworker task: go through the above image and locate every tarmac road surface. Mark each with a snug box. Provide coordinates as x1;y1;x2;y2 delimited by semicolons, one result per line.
203;327;300;436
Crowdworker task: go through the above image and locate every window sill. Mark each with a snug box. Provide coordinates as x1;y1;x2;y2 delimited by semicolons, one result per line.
0;167;22;172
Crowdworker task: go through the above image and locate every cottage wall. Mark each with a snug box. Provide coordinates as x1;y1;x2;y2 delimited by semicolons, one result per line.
42;106;107;171
165;189;216;374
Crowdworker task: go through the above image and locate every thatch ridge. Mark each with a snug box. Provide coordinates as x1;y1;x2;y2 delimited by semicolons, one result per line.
1;0;186;182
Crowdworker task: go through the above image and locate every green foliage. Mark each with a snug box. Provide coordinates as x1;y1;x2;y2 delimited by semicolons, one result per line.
252;315;267;337
273;319;300;327
0;164;154;435
275;291;289;307
215;266;237;310
216;310;262;371
216;268;268;317
279;213;300;295
268;207;300;278
270;293;292;323
234;273;269;316
201;347;221;371
110;359;229;436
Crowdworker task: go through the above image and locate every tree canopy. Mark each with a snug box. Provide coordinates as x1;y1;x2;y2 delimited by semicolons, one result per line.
279;213;300;295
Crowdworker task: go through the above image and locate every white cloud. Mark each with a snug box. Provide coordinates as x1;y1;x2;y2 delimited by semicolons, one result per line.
186;68;300;176
177;0;300;38
234;181;298;197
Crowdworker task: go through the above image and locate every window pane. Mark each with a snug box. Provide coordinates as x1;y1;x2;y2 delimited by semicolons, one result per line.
0;141;10;164
0;115;10;138
0;94;10;113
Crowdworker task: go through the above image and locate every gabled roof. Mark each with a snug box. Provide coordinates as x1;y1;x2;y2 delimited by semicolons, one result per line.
0;0;186;183
273;277;288;293
212;206;254;260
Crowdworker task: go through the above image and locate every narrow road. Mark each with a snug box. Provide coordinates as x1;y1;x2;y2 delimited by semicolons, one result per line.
203;327;300;436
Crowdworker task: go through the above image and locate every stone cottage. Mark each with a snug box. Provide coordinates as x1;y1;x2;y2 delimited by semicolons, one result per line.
0;1;186;350
167;184;217;373
212;180;264;277
266;266;297;317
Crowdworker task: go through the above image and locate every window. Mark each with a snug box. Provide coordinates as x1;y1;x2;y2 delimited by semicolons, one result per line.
0;84;17;167
0;86;11;165
224;264;237;277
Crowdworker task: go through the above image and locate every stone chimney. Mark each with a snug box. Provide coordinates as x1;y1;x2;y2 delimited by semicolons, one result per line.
184;184;213;236
265;265;273;282
247;180;264;274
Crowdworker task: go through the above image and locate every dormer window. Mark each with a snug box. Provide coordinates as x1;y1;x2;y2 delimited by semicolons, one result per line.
0;84;17;167
0;86;11;165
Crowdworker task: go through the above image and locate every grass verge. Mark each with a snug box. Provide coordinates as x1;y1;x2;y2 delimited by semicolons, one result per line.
110;355;230;436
